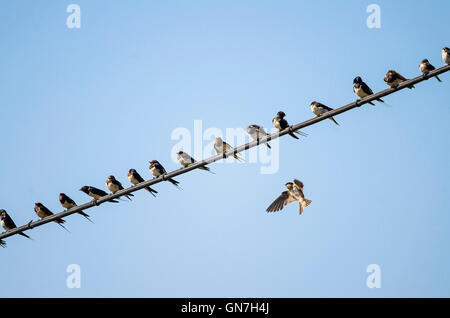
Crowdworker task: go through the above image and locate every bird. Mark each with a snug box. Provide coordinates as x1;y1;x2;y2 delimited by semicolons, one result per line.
149;160;181;188
266;179;312;215
79;186;119;203
214;137;243;161
59;193;93;223
1;209;32;240
177;151;214;173
443;47;450;65
34;203;68;231
384;70;415;89
128;169;158;197
106;175;134;201
419;59;442;82
272;111;308;139
310;102;340;126
353;76;385;105
247;125;272;149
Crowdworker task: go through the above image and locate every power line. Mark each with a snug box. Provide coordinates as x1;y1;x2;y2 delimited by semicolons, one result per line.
1;64;449;242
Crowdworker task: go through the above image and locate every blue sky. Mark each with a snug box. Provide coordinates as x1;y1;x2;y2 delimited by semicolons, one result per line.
0;0;449;297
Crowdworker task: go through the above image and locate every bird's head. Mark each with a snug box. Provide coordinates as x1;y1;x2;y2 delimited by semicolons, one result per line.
384;70;394;82
107;175;116;181
177;151;184;156
149;160;157;168
276;111;286;118
0;210;6;220
215;137;223;144
247;125;257;134
128;169;136;175
421;59;429;64
353;76;362;84
59;193;65;200
79;186;89;194
285;182;294;190
444;47;449;53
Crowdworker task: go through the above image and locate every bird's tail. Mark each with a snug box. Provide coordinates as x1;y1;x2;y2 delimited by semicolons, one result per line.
408;84;415;89
299;198;312;215
19;232;33;240
293;129;308;137
329;117;340;126
200;166;216;174
289;132;300;139
145;186;158;197
368;101;376;106
125;194;134;201
435;75;442;82
0;239;6;247
265;143;271;149
168;178;182;189
57;222;70;233
79;211;95;224
233;154;244;162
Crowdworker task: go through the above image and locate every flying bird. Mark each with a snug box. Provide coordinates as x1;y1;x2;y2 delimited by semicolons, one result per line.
247;125;272;149
128;169;158;197
443;47;450;65
34;203;68;231
79;186;119;203
272;111;308;139
1;209;32;240
177;151;214;173
266;179;312;215
59;193;93;223
384;70;415;89
149;160;181;188
353;76;385;105
214;137;243;161
310;102;340;126
106;175;134;201
419;59;442;82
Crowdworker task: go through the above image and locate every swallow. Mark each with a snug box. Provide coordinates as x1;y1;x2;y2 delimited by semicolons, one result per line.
272;112;307;139
384;70;414;89
149;160;181;188
128;169;158;197
177;151;214;173
34;202;68;231
106;175;134;201
443;47;450;65
214;137;244;161
247;125;272;149
419;59;442;82
353;76;385;105
1;209;32;240
266;179;312;215
79;186;119;203
59;193;93;223
310;102;339;126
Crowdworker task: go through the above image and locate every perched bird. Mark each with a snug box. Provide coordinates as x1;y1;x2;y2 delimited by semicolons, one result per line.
384;70;415;89
79;186;119;203
443;47;450;65
177;151;214;173
214;137;243;161
310;102;340;126
0;239;5;248
128;169;158;197
419;59;442;82
149;160;181;188
266;179;312;215
247;125;272;149
0;209;32;240
34;203;68;231
272;111;308;139
353;76;385;105
106;175;134;201
59;193;93;223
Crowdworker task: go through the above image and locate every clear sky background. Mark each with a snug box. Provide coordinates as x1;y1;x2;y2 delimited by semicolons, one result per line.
1;0;449;297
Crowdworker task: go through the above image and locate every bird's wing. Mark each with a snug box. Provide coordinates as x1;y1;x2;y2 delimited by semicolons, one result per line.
6;214;17;229
293;179;304;190
266;191;293;212
362;82;373;95
134;172;145;183
319;103;334;111
394;71;407;81
91;187;108;197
